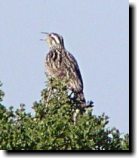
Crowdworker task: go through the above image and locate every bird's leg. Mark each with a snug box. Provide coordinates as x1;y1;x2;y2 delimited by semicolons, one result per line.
72;108;80;125
45;85;53;107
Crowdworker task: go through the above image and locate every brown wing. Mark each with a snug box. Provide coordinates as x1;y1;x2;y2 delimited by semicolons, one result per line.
62;50;83;93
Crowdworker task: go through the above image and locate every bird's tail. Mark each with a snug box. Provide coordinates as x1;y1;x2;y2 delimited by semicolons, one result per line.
77;91;86;109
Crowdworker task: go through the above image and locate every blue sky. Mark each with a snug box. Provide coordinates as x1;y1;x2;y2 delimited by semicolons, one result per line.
0;0;129;133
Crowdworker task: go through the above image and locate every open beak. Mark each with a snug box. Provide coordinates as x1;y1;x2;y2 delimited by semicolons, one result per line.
40;38;45;41
40;32;49;41
41;32;49;35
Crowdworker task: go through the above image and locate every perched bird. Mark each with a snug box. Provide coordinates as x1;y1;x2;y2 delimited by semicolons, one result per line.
41;32;86;108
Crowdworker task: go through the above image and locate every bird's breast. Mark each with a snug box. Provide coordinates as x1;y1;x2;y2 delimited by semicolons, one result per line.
45;49;66;78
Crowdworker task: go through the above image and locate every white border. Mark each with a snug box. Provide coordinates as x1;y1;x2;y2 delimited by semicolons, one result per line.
0;0;138;159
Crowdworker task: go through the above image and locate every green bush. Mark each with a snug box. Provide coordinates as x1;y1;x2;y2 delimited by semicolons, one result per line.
0;79;129;150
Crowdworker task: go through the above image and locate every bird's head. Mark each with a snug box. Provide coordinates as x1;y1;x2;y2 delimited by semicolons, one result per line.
41;32;65;49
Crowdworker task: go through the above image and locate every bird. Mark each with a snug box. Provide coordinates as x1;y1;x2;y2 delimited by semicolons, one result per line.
41;32;86;109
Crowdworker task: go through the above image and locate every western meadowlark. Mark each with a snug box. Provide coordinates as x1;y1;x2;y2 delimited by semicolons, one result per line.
41;32;86;109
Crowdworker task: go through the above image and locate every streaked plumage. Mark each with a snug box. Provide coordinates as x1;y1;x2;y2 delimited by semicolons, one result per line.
42;32;86;108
